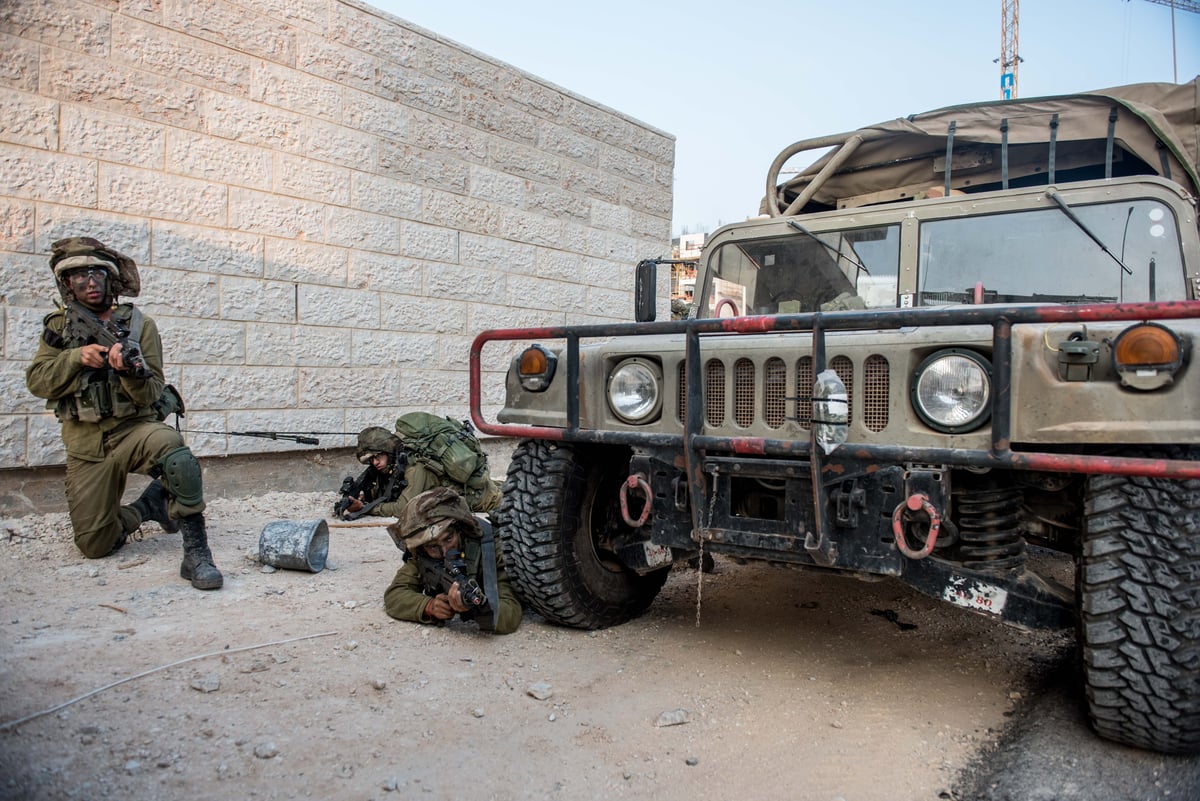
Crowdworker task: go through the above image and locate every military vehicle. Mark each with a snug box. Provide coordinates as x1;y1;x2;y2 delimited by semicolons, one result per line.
469;79;1200;754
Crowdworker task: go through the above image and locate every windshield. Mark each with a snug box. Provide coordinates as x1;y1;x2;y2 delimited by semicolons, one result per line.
917;199;1184;305
698;224;900;317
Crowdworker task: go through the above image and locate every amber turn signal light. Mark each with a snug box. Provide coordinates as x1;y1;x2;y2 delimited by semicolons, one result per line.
1111;323;1184;391
517;345;557;392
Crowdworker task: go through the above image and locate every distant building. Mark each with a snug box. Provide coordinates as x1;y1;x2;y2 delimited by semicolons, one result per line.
670;232;705;301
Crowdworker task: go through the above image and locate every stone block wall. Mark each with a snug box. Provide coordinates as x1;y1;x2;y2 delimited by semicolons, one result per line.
0;0;674;469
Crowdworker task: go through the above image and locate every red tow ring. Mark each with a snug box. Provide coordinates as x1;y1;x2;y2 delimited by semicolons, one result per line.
892;493;942;559
619;474;653;528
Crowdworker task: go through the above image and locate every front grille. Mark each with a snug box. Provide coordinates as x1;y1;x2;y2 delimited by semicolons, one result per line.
764;357;787;427
863;354;890;432
705;359;725;427
676;353;891;435
734;359;755;427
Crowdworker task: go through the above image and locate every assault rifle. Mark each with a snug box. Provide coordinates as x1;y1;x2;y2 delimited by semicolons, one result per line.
334;451;408;520
416;549;493;630
64;302;150;380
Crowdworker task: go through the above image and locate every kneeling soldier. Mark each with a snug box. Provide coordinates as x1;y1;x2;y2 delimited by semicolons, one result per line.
25;237;222;590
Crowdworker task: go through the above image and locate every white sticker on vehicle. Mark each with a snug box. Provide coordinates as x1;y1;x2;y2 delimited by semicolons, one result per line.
943;576;1008;615
643;543;672;567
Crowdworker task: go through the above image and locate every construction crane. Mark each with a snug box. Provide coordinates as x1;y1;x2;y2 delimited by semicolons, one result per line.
998;0;1020;99
1141;0;1200;12
1000;1;1197;99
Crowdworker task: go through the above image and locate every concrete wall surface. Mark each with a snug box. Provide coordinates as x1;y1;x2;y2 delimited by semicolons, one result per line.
0;0;674;480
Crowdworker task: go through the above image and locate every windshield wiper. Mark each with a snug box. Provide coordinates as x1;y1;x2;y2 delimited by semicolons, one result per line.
787;220;871;276
1045;189;1133;276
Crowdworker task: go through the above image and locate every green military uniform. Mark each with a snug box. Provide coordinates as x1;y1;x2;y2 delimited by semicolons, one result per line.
346;425;502;519
383;536;523;634
351;459;448;519
27;306;202;557
382;487;521;634
24;237;222;589
390;459;501;516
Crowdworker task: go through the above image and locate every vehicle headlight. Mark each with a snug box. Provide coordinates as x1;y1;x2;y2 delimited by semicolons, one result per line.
911;349;991;433
607;358;661;423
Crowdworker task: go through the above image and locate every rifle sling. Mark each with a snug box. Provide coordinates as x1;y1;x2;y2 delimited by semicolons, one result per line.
479;518;500;630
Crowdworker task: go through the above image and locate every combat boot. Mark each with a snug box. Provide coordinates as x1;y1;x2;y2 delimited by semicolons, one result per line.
130;479;179;533
177;514;223;590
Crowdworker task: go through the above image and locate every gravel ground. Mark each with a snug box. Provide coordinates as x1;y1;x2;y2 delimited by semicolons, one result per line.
2;489;1076;801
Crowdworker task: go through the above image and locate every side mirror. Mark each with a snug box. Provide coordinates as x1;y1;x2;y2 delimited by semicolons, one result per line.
634;259;657;322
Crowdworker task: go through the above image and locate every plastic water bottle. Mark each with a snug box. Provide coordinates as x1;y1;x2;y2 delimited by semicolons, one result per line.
812;369;848;454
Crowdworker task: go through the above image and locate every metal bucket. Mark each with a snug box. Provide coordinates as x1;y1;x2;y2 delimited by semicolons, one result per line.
258;519;329;572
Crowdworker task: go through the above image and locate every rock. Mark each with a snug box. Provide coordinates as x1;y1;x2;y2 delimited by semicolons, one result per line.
260;565;277;574
472;708;485;718
382;777;399;791
253;741;279;759
372;679;387;690
527;681;553;700
654;708;690;727
190;674;220;693
686;757;699;766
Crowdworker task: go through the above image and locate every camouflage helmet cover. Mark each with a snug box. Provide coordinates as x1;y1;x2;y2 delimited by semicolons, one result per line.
356;426;402;464
49;237;141;299
386;487;480;551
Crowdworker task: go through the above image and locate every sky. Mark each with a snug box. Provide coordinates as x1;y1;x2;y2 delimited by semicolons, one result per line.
373;1;1200;238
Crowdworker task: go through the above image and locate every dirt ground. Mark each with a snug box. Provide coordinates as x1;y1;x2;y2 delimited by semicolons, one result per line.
0;488;1071;801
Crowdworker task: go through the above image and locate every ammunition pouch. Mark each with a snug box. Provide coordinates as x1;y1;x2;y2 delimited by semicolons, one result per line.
159;446;203;507
54;372;137;423
152;384;185;422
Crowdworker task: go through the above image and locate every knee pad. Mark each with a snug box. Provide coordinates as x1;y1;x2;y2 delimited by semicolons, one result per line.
158;446;203;507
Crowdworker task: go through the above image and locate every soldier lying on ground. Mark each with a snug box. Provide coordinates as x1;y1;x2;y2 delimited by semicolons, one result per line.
383;487;521;634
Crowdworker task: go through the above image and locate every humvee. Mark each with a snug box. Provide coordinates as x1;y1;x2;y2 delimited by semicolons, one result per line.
469;79;1200;754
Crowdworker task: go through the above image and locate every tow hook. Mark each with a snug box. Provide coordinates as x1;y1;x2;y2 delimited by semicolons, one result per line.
619;473;653;528
892;493;942;559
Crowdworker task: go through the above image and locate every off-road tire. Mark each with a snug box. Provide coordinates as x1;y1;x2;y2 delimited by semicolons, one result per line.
1080;446;1200;754
497;439;670;629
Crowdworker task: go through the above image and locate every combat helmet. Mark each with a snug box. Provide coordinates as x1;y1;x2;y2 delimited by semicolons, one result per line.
356;426;402;464
49;237;141;302
386;487;481;551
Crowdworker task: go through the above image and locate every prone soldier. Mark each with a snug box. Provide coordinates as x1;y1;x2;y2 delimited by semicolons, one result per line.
383;487;522;634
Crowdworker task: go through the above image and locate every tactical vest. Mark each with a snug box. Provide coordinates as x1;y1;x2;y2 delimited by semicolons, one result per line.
48;304;144;424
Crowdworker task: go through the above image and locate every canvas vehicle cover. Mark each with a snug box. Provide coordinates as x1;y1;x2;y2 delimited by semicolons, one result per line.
767;78;1200;216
